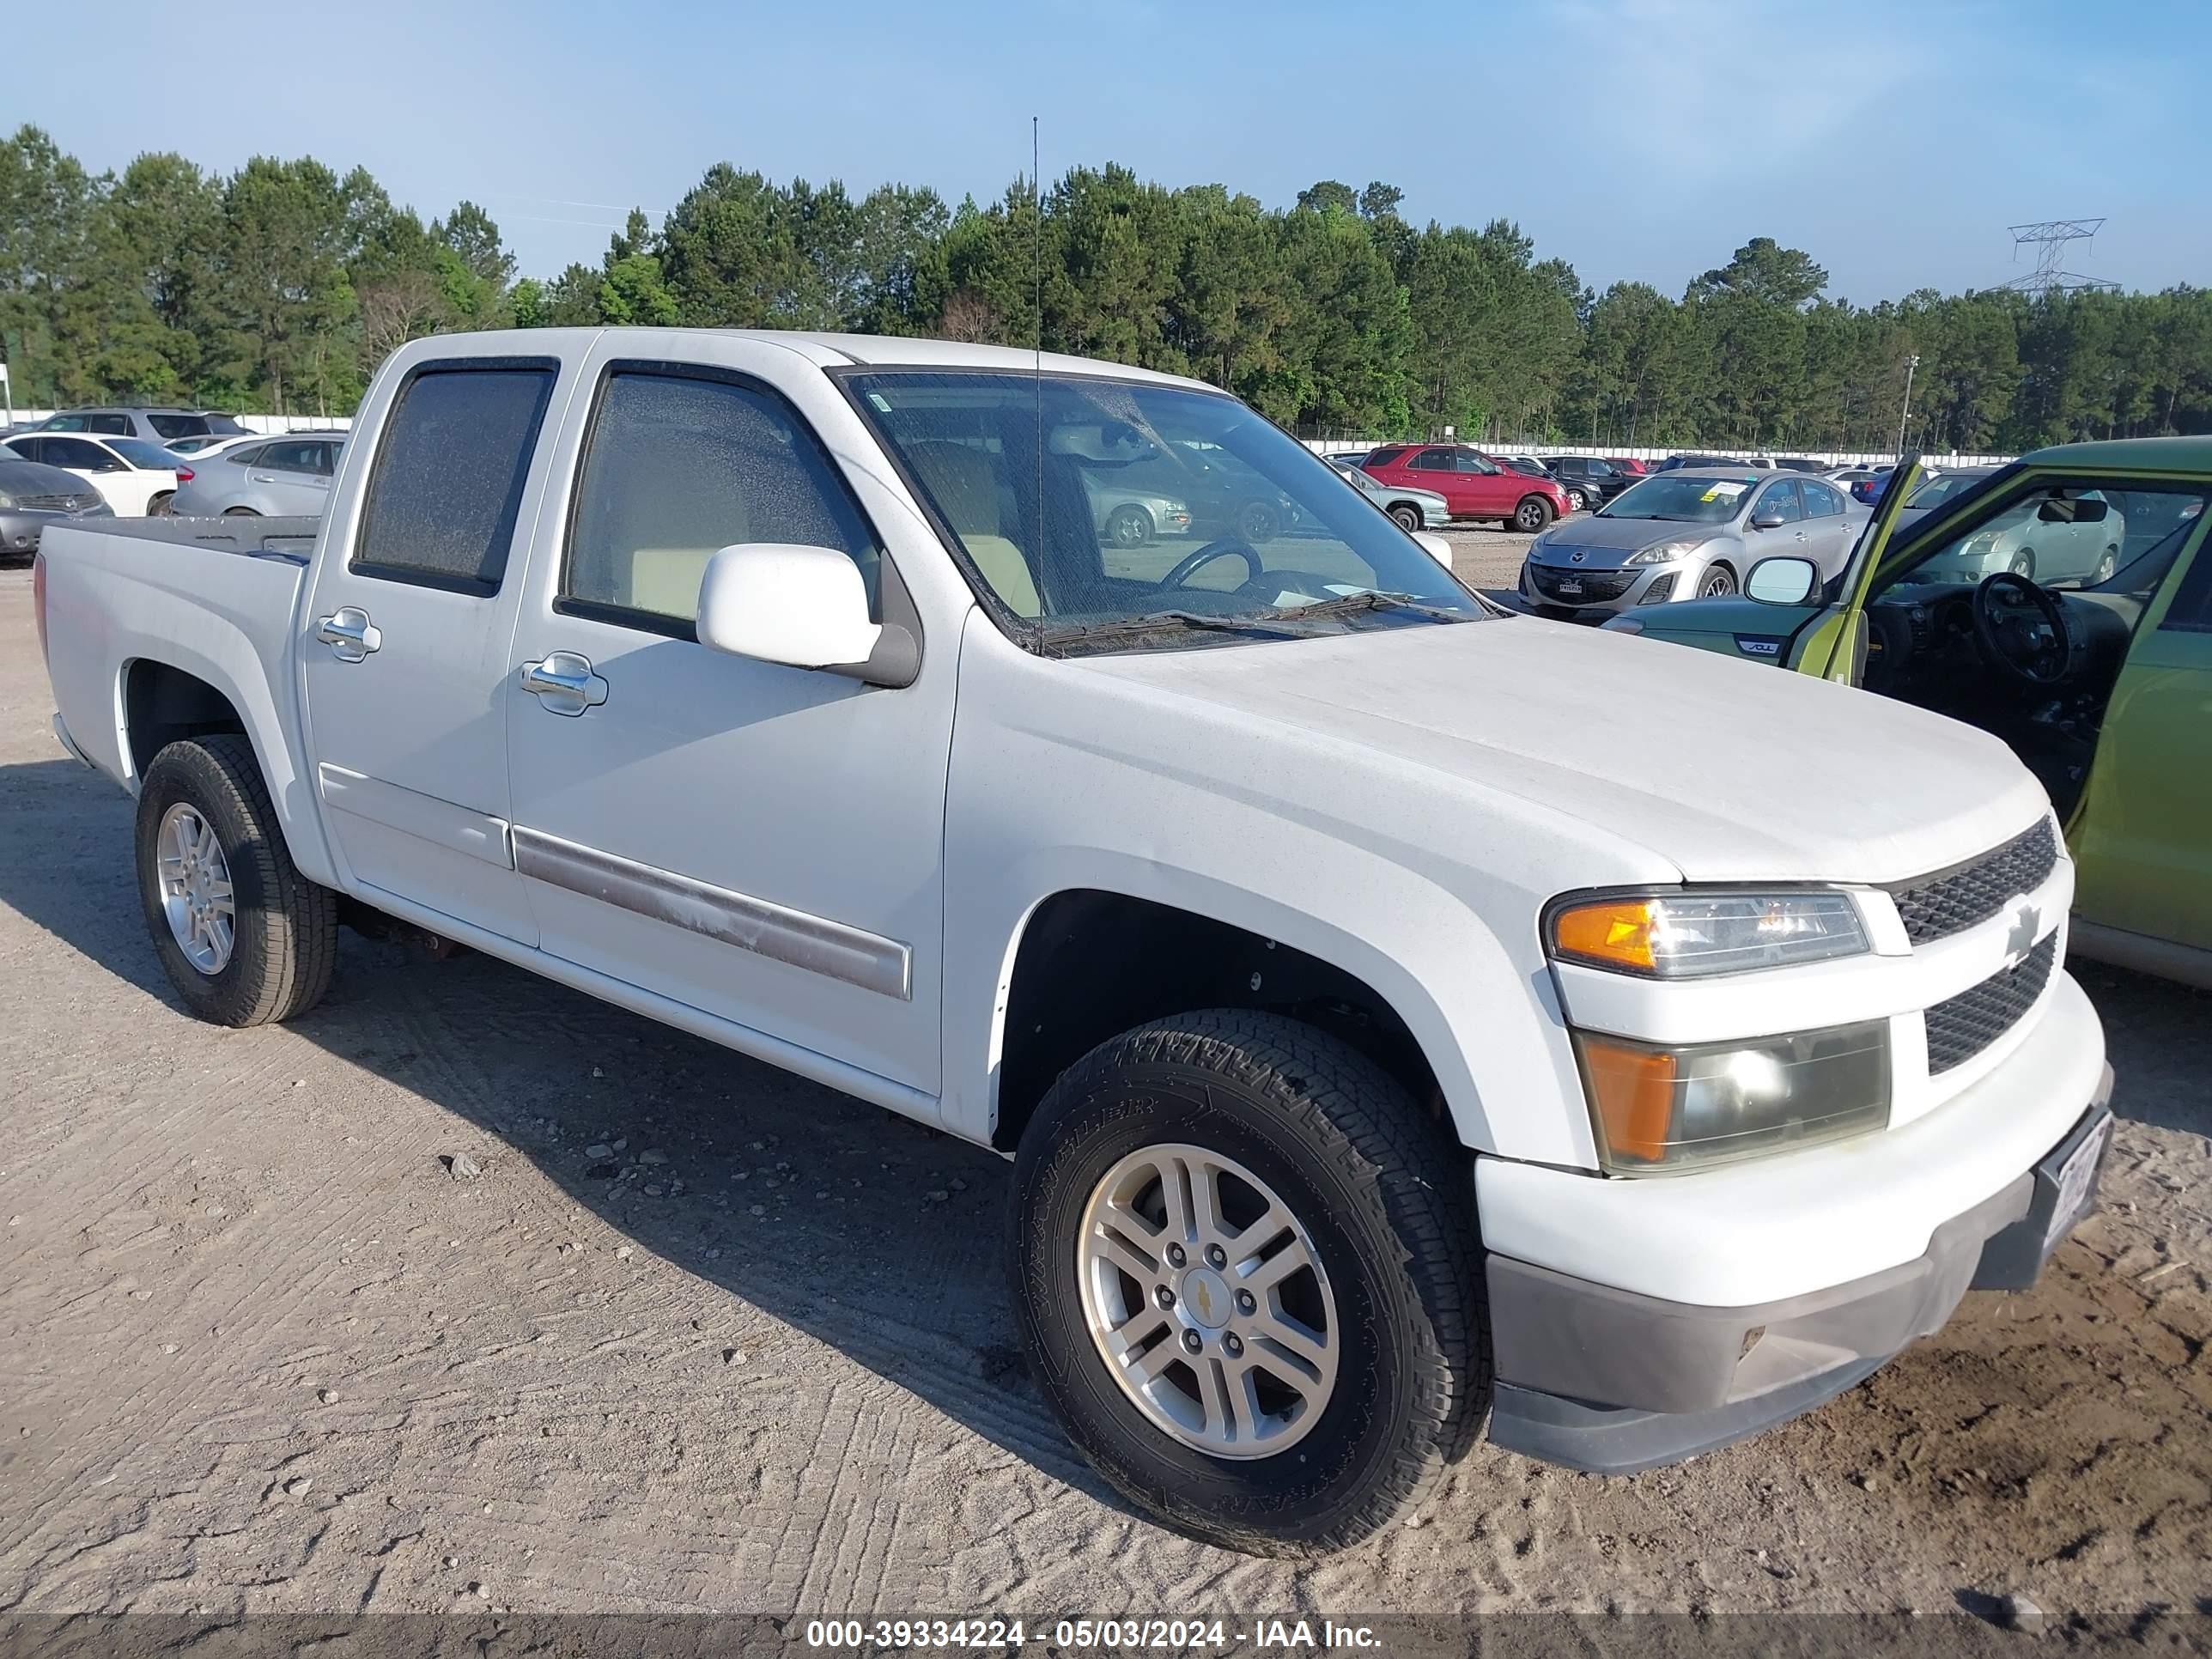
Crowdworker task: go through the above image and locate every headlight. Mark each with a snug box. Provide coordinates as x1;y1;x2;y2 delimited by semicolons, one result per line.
1625;538;1704;567
1963;532;1999;557
0;493;14;509
1577;1020;1890;1173
1550;890;1869;977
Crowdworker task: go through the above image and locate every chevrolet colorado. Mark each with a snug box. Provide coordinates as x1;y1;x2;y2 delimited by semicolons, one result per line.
35;329;2112;1555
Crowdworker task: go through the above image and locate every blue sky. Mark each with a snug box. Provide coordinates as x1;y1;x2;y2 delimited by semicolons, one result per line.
13;0;2207;304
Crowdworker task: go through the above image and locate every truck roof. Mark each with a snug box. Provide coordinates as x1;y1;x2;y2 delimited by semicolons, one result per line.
429;325;1221;394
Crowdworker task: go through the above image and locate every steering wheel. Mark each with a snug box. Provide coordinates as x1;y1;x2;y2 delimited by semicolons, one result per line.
1158;539;1263;592
1972;571;2075;685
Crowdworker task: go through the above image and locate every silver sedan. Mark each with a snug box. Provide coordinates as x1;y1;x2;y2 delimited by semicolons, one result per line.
171;433;344;517
1520;468;1866;616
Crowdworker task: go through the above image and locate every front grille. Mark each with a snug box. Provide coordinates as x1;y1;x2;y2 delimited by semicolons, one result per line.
1925;935;2057;1074
1890;818;2058;946
1528;564;1635;602
15;493;88;512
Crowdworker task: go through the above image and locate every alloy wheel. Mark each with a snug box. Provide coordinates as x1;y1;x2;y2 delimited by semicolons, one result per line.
156;802;235;975
1699;567;1736;598
1077;1142;1339;1459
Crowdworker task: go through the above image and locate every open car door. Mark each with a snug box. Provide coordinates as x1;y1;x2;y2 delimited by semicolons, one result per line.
1784;455;1924;682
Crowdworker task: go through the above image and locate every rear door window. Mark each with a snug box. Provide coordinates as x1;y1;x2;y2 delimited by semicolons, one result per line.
88;414;132;435
1408;448;1454;471
147;413;208;440
353;364;557;595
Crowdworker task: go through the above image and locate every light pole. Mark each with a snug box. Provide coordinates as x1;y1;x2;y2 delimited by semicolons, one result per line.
1895;353;1921;457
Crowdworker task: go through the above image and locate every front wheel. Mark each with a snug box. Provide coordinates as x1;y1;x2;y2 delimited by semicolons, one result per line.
1565;486;1590;513
1105;504;1154;549
1698;562;1738;598
135;735;337;1026
2090;545;2118;585
1009;1011;1485;1556
222;506;260;518
1389;503;1422;532
1513;496;1555;533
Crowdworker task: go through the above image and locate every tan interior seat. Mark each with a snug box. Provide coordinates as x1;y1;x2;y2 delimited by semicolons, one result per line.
628;547;715;617
906;441;1041;617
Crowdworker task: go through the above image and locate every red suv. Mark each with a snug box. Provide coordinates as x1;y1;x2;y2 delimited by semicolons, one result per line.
1360;444;1570;532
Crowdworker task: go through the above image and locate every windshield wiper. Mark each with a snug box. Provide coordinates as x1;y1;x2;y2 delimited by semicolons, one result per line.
1267;591;1470;623
1039;608;1304;651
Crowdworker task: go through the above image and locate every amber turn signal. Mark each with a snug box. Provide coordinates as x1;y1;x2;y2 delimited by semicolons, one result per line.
1552;898;1661;974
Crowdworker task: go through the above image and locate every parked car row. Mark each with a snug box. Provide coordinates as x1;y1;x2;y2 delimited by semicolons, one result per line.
0;433;183;518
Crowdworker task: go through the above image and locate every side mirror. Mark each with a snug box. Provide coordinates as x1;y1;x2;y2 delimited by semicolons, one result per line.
1413;531;1454;570
696;544;917;687
2038;497;2109;525
1749;510;1788;532
1745;556;1818;606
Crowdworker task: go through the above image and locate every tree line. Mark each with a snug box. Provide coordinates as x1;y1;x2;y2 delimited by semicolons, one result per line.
6;125;2209;454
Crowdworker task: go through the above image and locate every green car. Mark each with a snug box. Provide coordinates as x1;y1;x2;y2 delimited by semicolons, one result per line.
1605;437;2212;988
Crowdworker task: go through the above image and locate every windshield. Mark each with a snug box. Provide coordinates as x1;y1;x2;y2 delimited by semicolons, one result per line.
845;370;1483;653
1598;474;1757;524
108;437;176;470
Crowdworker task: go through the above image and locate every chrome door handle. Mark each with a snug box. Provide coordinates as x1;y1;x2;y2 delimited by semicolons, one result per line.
520;651;608;716
315;607;380;663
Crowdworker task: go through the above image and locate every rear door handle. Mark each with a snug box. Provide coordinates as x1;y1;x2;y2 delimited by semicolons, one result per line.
252;473;278;483
315;607;380;663
520;651;608;716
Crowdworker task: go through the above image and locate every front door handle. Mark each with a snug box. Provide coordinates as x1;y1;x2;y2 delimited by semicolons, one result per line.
315;606;380;663
520;651;608;717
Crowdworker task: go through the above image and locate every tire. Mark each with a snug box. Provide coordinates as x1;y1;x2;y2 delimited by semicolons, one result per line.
1566;487;1590;513
2091;545;2118;585
1009;1010;1484;1556
148;492;175;517
2010;548;2036;580
1237;500;1280;543
135;734;337;1027
1105;504;1154;550
223;505;260;518
1388;503;1422;532
1698;562;1737;598
1513;496;1554;533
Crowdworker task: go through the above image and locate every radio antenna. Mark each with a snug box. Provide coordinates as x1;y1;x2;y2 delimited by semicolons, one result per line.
1031;114;1045;653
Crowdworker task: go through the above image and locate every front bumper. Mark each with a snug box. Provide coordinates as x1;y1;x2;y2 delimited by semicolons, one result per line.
1522;556;1695;614
1486;1073;2114;1474
0;509;71;554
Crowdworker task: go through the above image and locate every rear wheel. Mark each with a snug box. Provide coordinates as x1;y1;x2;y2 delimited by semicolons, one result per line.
148;492;175;517
135;735;336;1027
1388;503;1422;532
1009;1010;1485;1556
1514;496;1554;533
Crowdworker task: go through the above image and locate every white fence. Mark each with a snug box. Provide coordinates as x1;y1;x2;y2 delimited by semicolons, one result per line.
1305;439;2017;469
6;410;354;435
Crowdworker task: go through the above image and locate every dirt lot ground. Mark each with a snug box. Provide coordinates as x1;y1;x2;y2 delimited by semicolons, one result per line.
1;560;2208;1630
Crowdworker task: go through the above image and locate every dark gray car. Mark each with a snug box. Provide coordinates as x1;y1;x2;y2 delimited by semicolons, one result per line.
39;407;252;446
0;457;112;555
1520;468;1866;615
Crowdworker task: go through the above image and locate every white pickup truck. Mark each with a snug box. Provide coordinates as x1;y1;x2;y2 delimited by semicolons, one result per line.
36;329;2112;1555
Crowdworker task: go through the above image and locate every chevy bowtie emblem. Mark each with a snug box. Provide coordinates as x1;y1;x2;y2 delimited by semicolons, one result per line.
1191;1279;1216;1322
2003;902;2039;964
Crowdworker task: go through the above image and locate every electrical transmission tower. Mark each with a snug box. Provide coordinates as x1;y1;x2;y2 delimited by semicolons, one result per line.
2002;219;2119;295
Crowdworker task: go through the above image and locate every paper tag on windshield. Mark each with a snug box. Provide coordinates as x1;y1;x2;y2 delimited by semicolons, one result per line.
1700;481;1749;501
1323;584;1368;596
1272;590;1324;607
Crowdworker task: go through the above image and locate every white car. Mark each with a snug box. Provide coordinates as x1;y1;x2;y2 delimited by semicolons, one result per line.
2;432;181;515
36;327;2112;1556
